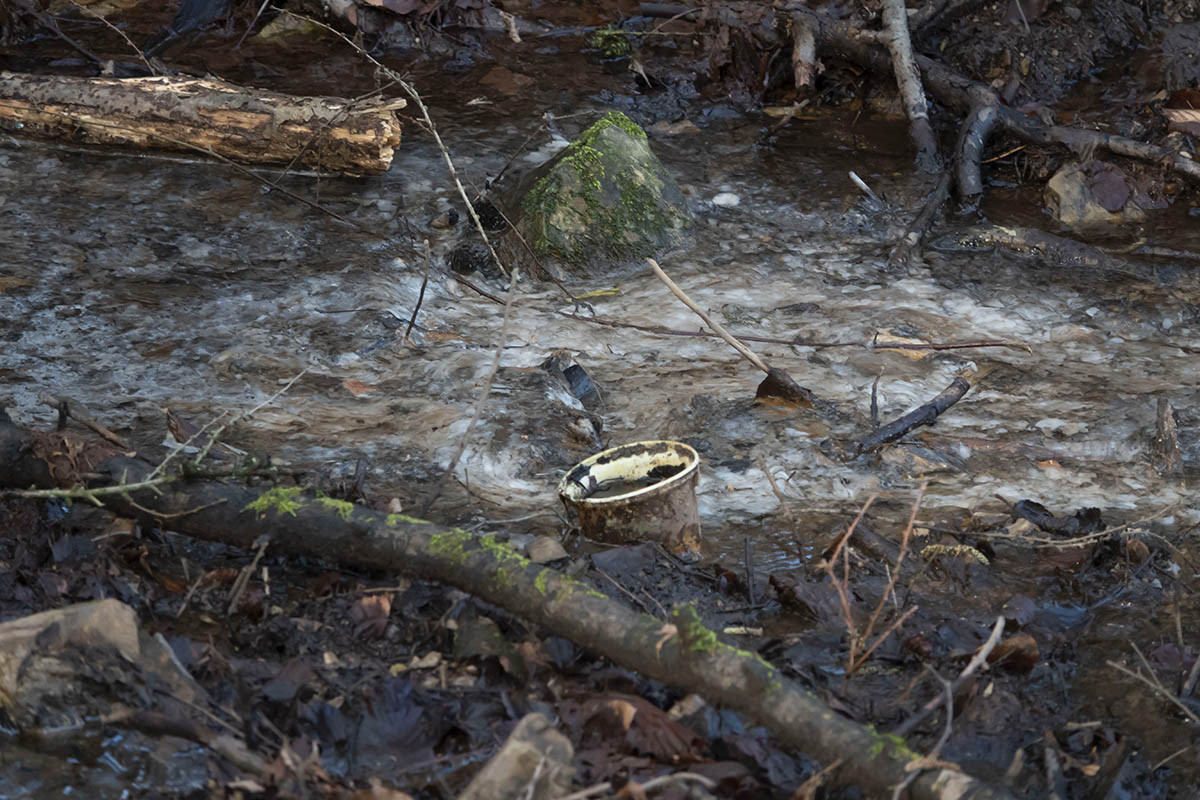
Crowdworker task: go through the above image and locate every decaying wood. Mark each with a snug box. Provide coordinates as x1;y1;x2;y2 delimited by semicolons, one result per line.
789;12;820;89
1;598;266;774
0;71;405;174
0;417;1016;800
1152;397;1183;477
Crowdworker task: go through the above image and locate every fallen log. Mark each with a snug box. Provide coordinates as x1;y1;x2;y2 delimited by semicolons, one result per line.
0;72;405;175
0;415;1016;800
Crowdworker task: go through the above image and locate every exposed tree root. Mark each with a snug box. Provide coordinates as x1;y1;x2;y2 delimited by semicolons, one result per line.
783;2;1200;185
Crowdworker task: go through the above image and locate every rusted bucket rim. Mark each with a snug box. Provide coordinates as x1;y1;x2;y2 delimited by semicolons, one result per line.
558;440;699;505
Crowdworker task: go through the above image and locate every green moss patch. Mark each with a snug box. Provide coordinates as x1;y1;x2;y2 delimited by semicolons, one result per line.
244;486;305;517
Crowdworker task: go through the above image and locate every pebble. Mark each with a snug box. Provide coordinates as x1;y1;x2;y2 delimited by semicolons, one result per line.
711;192;740;207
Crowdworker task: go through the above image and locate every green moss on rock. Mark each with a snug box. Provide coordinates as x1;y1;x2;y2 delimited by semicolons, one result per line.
517;111;688;273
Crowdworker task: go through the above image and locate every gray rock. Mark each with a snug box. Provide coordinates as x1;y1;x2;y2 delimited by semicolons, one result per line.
1044;160;1147;226
457;713;573;800
507;112;691;279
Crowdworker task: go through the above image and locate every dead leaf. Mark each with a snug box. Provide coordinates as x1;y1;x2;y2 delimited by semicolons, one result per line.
579;693;707;763
479;66;535;95
648;119;701;136
1126;538;1150;563
343;379;377;397
1163;107;1200;136
874;331;931;360
615;780;649;800
350;593;392;638
607;698;639;729
987;633;1039;673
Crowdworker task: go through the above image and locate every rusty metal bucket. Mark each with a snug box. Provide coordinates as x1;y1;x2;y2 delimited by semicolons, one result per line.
558;440;701;555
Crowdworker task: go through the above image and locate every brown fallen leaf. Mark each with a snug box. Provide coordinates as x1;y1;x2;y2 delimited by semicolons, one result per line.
987;633;1039;673
350;593;392;639
579;693;707;763
343;379;377;397
1163;107;1200;136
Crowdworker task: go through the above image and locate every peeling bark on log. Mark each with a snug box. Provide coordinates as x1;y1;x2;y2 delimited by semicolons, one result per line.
0;72;405;175
0;418;1016;800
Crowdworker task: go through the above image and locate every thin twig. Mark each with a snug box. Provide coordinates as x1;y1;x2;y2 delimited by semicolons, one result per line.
981;503;1180;550
65;0;157;75
187;367;309;471
893;615;1005;736
286;10;510;278
4;476;172;505
545;305;1030;352
1106;643;1200;725
646;257;769;373
856;483;925;663
893;665;956;799
405;239;432;344
227;534;272;617
38;393;135;451
235;0;273;48
759;458;794;524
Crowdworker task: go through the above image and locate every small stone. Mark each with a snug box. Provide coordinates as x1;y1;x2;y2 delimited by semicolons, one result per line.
712;192;741;207
526;536;568;563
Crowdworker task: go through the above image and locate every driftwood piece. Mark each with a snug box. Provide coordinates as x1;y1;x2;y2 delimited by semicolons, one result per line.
887;170;951;268
646;258;817;408
857;371;974;454
0;417;1015;800
929;224;1140;276
0;71;405;174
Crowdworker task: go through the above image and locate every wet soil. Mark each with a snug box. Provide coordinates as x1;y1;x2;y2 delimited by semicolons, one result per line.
2;2;1200;798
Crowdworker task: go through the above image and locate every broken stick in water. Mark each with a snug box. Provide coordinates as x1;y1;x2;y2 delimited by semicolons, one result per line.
645;258;816;407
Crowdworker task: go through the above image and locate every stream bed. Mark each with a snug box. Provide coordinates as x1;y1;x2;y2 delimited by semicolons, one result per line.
2;35;1200;794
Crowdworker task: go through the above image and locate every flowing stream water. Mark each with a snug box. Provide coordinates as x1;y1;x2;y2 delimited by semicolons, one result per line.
3;63;1196;568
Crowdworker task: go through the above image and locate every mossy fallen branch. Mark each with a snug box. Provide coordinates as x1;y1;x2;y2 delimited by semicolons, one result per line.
0;417;1015;800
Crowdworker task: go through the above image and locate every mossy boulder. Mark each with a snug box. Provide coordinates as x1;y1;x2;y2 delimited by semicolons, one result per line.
508;112;691;279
